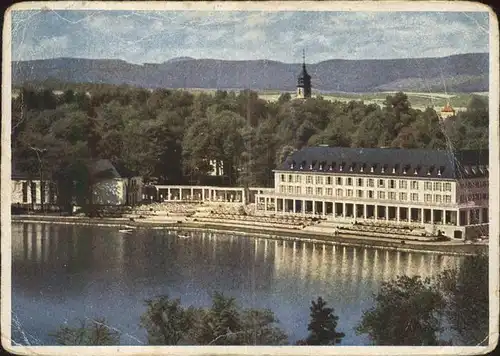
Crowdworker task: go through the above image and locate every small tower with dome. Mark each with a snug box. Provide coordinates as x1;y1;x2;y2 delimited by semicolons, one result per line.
440;101;456;120
296;49;312;99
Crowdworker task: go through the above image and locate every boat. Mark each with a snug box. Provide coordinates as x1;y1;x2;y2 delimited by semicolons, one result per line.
119;229;134;233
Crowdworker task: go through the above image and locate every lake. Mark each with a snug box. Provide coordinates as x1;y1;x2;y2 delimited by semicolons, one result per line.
11;222;462;345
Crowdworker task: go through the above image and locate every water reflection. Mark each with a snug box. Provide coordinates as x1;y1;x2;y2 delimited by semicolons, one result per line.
11;223;464;346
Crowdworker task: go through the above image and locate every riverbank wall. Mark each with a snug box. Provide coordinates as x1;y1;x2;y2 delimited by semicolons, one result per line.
10;215;487;257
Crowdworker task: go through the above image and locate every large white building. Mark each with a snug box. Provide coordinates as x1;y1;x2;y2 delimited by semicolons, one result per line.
255;146;489;240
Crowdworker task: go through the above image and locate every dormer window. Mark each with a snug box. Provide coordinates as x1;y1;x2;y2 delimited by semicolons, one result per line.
328;164;333;171
392;167;396;174
471;166;477;175
427;166;434;176
360;163;366;172
290;160;295;169
309;164;313;170
381;164;388;174
403;164;410;175
393;164;399;174
319;163;323;171
340;162;345;172
438;166;444;176
413;165;420;175
370;164;376;173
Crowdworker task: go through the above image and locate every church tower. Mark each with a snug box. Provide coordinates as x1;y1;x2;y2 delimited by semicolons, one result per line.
296;49;312;99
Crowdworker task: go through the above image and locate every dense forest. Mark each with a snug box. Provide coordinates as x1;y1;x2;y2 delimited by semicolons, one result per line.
11;84;489;193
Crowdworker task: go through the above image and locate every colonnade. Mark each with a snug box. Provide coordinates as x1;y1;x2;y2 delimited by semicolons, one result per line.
254;195;490;227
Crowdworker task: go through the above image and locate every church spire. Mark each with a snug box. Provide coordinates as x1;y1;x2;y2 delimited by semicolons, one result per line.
296;48;312;99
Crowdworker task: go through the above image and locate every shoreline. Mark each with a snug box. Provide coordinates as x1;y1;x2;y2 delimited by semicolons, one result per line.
11;215;487;256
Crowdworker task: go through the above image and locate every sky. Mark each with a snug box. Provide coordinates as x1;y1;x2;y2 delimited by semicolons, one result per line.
10;10;490;64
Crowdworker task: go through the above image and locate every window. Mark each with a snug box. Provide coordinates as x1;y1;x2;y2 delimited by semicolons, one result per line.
399;192;407;201
433;182;442;191
22;182;28;203
482;193;488;200
316;187;323;195
326;188;333;196
368;179;374;187
378;179;385;188
443;182;452;191
280;174;286;182
347;189;353;197
306;187;313;195
336;189;343;197
424;182;432;191
368;190;374;199
306;176;313;184
434;194;442;203
399;180;407;189
411;181;419;190
295;175;301;183
357;190;363;198
389;179;396;189
336;177;342;185
424;194;432;203
288;174;293;183
288;186;294;193
356;178;364;187
411;193;419;202
316;176;323;185
389;192;396;200
444;195;452;203
295;186;301;194
30;183;37;203
280;186;286;193
378;191;386;200
347;177;353;186
326;176;332;185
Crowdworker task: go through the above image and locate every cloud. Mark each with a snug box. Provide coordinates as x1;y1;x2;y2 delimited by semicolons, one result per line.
10;10;490;64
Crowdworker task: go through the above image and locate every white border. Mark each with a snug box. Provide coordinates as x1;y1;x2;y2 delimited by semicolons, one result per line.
1;1;498;355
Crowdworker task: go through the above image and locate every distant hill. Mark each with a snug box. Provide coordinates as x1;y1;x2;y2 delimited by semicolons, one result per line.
12;53;488;93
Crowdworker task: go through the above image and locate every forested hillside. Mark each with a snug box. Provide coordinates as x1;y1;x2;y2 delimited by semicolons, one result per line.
12;85;488;192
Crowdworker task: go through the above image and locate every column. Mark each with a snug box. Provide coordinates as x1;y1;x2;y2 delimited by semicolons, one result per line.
241;189;246;204
224;191;228;202
332;202;336;217
312;201;316;215
201;188;205;201
479;208;483;224
430;209;434;224
302;200;306;216
264;197;268;212
191;187;194;200
293;200;296;214
167;188;170;201
396;207;400;222
322;201;326;217
364;204;367;219
275;199;278;214
421;208;425;224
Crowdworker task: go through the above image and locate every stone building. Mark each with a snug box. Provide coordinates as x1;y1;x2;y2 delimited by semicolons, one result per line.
255;146;489;240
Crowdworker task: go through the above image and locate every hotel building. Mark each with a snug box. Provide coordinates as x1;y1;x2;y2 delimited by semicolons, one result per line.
255;146;489;240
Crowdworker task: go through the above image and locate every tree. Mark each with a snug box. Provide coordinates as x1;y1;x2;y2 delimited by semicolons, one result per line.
356;275;445;345
196;292;243;345
438;254;489;346
298;297;344;345
238;309;288;345
140;295;197;345
50;318;120;345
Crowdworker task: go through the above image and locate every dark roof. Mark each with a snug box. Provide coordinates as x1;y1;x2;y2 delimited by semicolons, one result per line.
278;146;488;179
87;159;122;181
113;161;139;178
